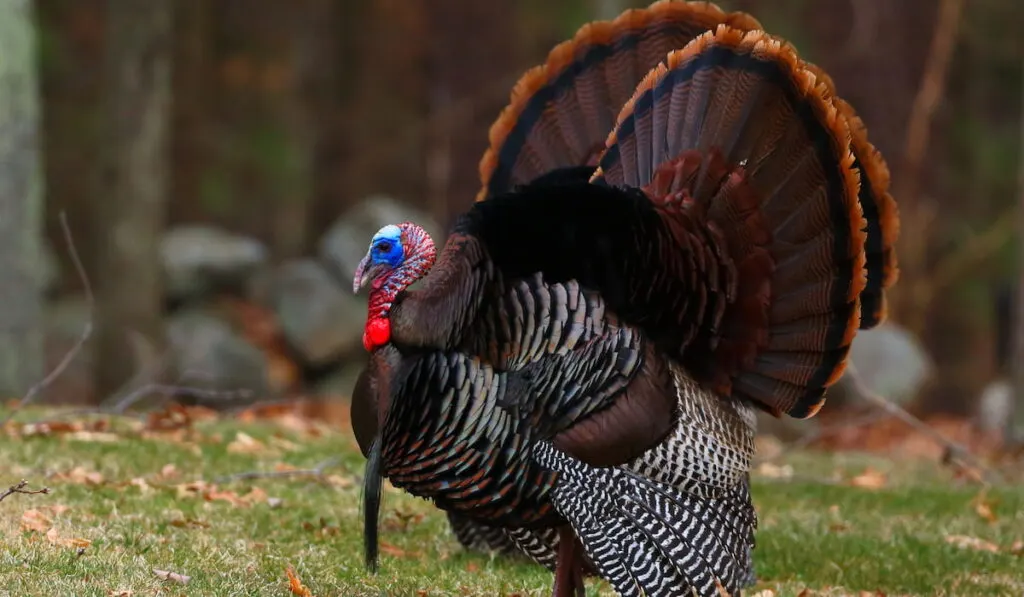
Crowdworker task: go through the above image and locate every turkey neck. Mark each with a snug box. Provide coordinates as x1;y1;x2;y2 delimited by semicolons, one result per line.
367;226;437;324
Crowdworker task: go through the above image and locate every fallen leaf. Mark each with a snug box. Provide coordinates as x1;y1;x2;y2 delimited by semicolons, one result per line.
269;435;300;452
152;568;191;585
158;464;179;480
379;541;421;559
285;566;313;597
227;431;267;454
20;421;82;437
945;534;1000;553
754;462;793;479
67;430;121;443
21;509;51;533
464;561;479;573
107;591;134;597
58;466;105;486
45;527;91;549
169;517;210;529
971;490;998;523
1009;539;1023;555
849;467;887;490
325;474;354;488
129;478;153;494
749;591;776;597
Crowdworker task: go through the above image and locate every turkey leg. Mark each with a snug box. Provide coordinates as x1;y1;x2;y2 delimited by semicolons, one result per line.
552;526;586;597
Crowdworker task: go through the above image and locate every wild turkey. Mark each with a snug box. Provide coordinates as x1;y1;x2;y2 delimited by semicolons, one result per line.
350;1;900;595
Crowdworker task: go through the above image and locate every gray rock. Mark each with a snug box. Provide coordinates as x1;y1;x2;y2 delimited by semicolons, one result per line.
311;357;367;399
268;259;365;366
318;195;444;285
166;308;270;402
161;225;268;302
846;321;933;406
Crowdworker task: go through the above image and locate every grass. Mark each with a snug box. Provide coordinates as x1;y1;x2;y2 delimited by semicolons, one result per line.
0;407;1022;597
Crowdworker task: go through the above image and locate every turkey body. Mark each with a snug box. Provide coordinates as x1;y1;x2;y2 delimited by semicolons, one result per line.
351;2;899;596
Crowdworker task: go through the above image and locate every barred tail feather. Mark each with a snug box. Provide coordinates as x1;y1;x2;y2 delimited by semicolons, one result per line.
534;441;756;597
476;0;763;202
593;26;871;418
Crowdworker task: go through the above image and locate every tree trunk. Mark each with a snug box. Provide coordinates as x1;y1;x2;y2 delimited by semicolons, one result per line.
1010;62;1024;446
0;0;45;396
93;0;172;398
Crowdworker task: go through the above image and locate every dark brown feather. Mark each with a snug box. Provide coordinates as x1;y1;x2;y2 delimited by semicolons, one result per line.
476;0;763;202
593;27;869;418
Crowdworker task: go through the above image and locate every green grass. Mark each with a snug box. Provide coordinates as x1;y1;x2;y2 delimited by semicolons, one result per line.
1;409;1022;597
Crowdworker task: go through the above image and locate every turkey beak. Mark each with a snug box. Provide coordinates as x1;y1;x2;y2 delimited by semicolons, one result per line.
353;254;384;294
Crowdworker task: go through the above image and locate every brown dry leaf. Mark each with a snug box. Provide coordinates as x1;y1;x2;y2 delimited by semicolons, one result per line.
67;430;121;443
21;509;52;534
749;591;776;597
242;486;269;505
175;480;212;499
158;464;179;480
971;490;998;523
269;435;300;452
379;541;414;558
144;405;193;433
464;561;479;573
1008;539;1023;555
754;462;793;479
58;466;105;486
169;517;210;529
849;467;887;490
325;474;354;488
285;566;313;597
204;488;247;508
152;568;191;585
227;431;267;455
45;527;91;549
107;591;134;597
945;534;1000;553
130;478;153;494
20;420;82;437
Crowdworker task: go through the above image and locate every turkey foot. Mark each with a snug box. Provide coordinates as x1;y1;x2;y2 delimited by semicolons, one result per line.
552;526;586;597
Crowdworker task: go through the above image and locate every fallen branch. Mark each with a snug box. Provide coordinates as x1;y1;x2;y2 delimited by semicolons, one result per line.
0;479;51;504
844;363;1002;484
213;457;340;484
2;212;93;425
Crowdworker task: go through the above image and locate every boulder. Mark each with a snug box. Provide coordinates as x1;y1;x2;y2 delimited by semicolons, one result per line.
161;225;268;303
318;195;444;285
268;259;364;367
166;308;271;404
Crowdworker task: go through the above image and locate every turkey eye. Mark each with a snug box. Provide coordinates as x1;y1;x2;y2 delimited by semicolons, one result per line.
376;241;391;253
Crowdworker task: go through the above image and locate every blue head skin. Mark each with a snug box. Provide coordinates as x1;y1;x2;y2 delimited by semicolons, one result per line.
353;224;405;293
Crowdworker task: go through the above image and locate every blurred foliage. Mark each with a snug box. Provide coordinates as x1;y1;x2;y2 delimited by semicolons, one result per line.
30;0;1024;414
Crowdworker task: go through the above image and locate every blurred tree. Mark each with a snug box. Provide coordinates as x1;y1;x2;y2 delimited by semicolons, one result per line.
1012;64;1024;446
0;0;45;396
93;0;172;397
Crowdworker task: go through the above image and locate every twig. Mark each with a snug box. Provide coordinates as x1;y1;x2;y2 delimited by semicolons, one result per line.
109;382;254;414
755;408;889;466
212;457;340;484
0;480;51;504
844;363;1002;484
2;212;93;425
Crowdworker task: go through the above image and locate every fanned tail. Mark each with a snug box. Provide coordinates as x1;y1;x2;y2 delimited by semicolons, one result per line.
533;441;756;597
592;25;895;418
476;0;763;202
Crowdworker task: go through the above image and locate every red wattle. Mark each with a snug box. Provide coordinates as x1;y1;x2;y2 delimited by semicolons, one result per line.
363;317;391;351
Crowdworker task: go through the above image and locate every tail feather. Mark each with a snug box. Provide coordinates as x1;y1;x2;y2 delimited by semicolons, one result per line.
534;440;755;597
592;26;868;418
476;0;763;202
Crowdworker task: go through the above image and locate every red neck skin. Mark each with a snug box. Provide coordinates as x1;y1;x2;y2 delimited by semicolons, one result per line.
363;223;436;351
